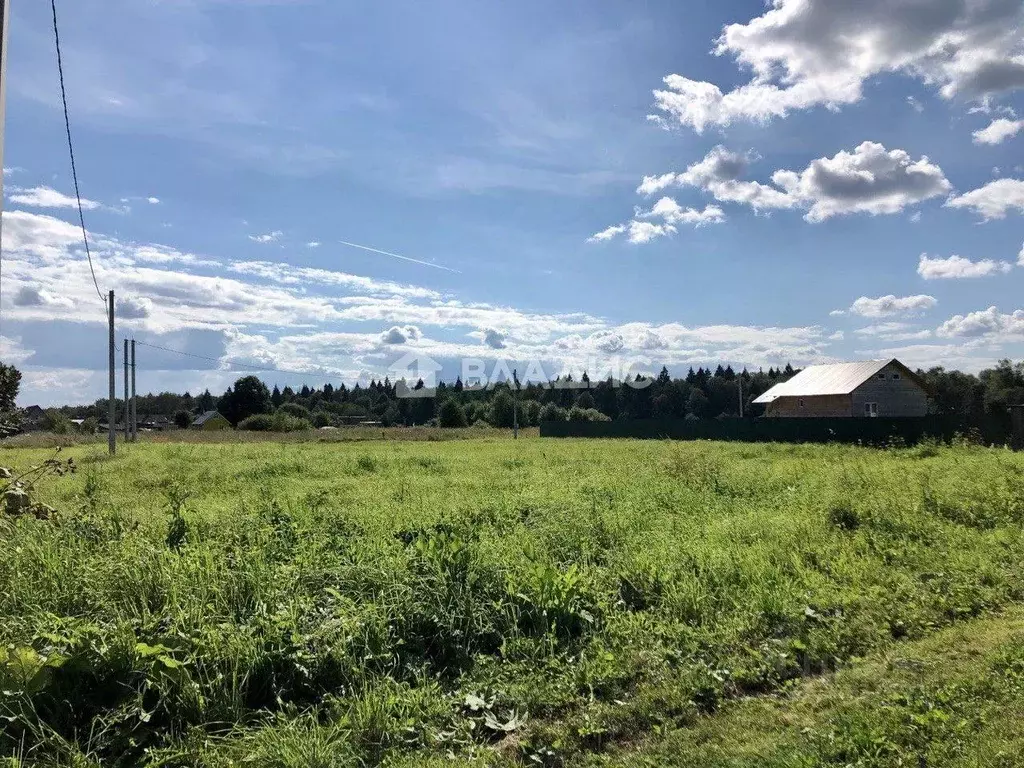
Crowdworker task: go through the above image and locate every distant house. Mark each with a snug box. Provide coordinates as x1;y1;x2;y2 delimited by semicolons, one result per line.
21;405;46;431
191;411;232;431
140;414;172;431
753;359;929;418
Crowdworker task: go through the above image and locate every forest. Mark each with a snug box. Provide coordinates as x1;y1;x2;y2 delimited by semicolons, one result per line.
33;359;1024;432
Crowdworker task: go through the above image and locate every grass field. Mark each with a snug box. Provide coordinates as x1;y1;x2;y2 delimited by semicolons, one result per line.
2;435;1024;766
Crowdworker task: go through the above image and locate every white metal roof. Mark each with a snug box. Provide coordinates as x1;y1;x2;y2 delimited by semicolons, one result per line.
752;359;895;404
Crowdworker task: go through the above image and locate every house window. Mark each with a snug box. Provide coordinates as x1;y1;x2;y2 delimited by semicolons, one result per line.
799;398;805;408
891;373;901;380
877;373;886;380
865;402;878;417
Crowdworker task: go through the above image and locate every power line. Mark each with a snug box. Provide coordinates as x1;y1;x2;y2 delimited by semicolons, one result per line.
50;0;104;307
134;340;324;379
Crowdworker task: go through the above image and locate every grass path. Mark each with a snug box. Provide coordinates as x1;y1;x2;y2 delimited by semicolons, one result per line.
604;609;1024;767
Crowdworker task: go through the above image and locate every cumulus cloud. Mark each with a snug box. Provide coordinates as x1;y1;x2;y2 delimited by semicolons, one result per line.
849;295;938;318
9;186;101;210
937;307;1024;338
917;253;1013;279
946;178;1024;219
651;0;1024;132
381;325;421;344
248;230;283;243
973;118;1024;145
587;221;677;245
640;197;726;227
306;241;321;248
117;296;153;319
12;285;74;309
589;199;723;246
481;328;507;349
588;330;625;354
147;197;161;205
637;142;949;223
774;142;950;222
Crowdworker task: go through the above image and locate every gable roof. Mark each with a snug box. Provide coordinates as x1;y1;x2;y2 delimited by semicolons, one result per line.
753;359;922;404
192;410;226;426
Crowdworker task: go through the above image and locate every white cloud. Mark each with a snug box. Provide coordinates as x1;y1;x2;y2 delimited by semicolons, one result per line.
640;197;726;226
248;230;283;243
637;142;949;223
0;336;34;366
972;118;1024;145
854;322;932;342
9;186;101;211
381;325;422;344
937;307;1024;339
117;296;153;320
1019;241;1024;267
909;211;923;223
587;220;679;245
946;178;1024;219
11;285;75;309
849;295;937;318
917;253;1013;279
907;96;924;113
147;197;161;205
306;241;321;248
587;224;626;243
625;221;676;244
651;0;1024;132
228;261;441;300
774;142;950;222
588;196;723;246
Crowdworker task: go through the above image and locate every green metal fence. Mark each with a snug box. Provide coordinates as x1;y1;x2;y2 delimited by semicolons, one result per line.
539;415;1012;446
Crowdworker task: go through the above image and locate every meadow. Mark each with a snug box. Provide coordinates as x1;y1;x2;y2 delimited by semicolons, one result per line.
1;435;1024;766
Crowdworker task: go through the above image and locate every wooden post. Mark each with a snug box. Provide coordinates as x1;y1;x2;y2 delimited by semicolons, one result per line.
123;340;129;440
130;339;137;442
107;291;115;455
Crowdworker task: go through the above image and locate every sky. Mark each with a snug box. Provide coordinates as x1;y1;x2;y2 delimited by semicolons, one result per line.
1;0;1023;406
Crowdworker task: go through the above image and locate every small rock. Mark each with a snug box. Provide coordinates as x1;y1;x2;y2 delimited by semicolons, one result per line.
0;467;13;479
30;503;57;521
4;486;31;516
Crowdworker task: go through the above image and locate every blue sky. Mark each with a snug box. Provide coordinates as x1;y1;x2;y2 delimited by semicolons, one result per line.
2;0;1023;405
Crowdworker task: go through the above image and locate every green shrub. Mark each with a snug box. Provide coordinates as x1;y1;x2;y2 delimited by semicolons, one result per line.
438;399;468;428
540;403;567;422
277;402;312;420
238;413;274;431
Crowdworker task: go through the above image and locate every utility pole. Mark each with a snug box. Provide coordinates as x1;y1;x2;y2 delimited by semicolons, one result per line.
0;0;10;336
130;339;137;442
513;368;519;439
123;340;129;440
107;291;116;455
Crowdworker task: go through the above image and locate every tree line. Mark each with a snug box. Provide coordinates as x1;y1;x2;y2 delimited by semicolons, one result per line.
9;358;1021;433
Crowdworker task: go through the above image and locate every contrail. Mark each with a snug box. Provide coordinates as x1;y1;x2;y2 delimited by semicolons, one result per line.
338;239;460;273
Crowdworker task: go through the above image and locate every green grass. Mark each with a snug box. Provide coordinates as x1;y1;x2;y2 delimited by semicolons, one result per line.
1;436;1023;766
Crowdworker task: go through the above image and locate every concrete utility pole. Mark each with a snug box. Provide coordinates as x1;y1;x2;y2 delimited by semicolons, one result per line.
107;291;116;455
513;368;519;439
130;339;136;442
0;0;10;335
123;340;129;440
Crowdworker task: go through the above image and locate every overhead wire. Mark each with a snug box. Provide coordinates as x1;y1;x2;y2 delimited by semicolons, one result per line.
134;340;323;379
50;0;105;308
